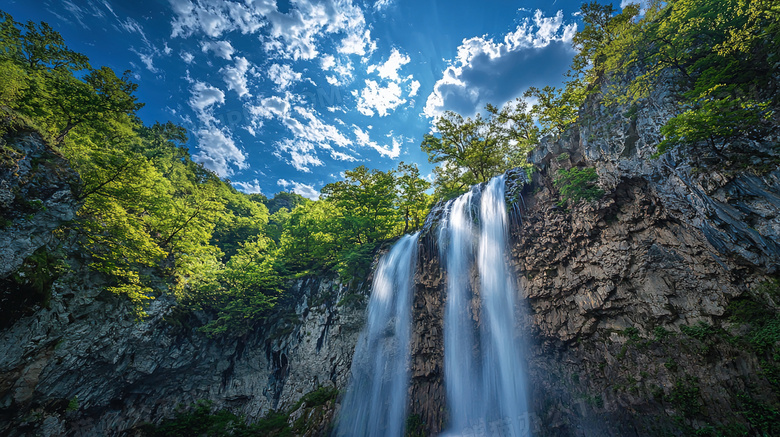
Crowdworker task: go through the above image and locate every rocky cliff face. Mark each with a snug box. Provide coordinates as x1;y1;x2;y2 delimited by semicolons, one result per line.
513;82;780;435
404;78;780;435
0;257;367;436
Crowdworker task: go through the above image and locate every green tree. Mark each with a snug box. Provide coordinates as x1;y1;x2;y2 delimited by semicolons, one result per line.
189;236;283;337
278;200;340;274
422;99;537;199
321;165;398;245
567;1;640;103
394;161;431;233
524;85;584;137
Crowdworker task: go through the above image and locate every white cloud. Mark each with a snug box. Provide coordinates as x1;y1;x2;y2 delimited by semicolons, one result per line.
354;80;406;117
221;56;251;97
319;54;354;85
330;150;358;161
353;126;401;158
248;95;292;120
120;18;150;46
201;40;235;60
189;81;225;114
287;106;352;148
338;29;376;56
170;0;370;63
268;63;302;90
277;179;320;200
181;51;195;63
274;139;323;172
409;80;420;98
423;9;576;118
374;0;393;11
131;48;158;73
233;178;263;193
192;127;248;177
367;48;409;81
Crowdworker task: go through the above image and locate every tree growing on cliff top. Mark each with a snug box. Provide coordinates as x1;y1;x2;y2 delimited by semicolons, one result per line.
421;99;537;200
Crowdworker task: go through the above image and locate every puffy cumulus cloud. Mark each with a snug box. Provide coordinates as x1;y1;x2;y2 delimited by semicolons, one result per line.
319;54;354;85
423;10;577;118
221;56;252;97
353;126;401;159
181;51;195;63
189;81;225;116
200;40;235;59
192;127;248;177
170;0;369;62
409;80;420;98
277;179;320;200
268;63;302;90
274;139;323;173
338;28;376;57
232;178;263;194
353;80;406;117
367;48;410;81
248;94;292;120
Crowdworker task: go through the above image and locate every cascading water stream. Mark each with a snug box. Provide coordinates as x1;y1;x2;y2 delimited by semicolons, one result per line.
335;233;419;437
336;174;530;436
440;175;531;437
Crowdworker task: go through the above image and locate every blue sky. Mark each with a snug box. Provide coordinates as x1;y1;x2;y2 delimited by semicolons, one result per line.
3;0;633;199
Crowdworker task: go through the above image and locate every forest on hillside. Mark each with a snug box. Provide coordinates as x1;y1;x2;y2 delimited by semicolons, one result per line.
1;0;778;341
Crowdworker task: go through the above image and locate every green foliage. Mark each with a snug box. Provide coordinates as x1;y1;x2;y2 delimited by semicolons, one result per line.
553;167;604;206
654;326;672;341
569;0;779;158
421;99;537;200
262;191;307;215
321;165;398;246
145;400;249;437
145;387;338;437
667;376;701;418
187;237;283;338
65;395;78;412
291;386;338;411
736;394;780;435
395;161;432;233
680;322;718;342
658;95;774;155
524;86;584;137
622;326;641;341
0;12;284;327
405;414;427;437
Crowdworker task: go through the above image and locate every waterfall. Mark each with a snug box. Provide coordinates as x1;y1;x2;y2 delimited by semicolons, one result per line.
335;233;419;437
336;174;530;436
440;175;531;437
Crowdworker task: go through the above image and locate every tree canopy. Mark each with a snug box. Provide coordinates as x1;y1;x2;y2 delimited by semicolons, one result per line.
421;99;537;199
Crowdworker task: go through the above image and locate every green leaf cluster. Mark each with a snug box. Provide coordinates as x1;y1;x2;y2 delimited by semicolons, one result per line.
553;167;605;206
1;12;278;328
277;162;432;282
421;99;537;200
570;0;779;157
